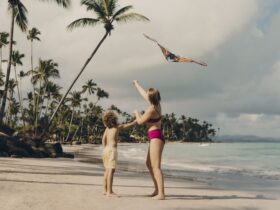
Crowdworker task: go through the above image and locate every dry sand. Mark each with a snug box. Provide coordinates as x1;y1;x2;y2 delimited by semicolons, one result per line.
0;155;279;210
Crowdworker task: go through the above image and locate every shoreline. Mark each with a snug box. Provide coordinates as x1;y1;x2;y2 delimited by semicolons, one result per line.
0;156;279;210
0;144;279;210
64;144;280;196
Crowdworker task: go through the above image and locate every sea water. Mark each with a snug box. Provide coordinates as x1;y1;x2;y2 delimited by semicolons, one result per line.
73;141;280;196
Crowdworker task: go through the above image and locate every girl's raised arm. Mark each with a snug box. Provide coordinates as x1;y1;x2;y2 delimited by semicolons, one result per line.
133;80;149;103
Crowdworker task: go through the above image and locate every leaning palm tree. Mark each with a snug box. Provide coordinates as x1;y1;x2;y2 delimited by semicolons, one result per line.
43;0;150;136
0;32;9;73
0;0;28;124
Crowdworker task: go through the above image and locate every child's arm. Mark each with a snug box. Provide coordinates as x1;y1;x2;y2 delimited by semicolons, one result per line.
118;119;137;130
133;80;149;103
102;128;108;147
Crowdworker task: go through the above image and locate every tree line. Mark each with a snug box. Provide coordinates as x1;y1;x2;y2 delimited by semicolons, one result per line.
0;0;216;143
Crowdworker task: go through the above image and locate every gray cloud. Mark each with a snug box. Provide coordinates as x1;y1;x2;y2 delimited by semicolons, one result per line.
1;0;280;137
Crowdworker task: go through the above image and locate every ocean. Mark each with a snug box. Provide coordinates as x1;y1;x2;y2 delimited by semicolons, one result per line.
70;141;280;196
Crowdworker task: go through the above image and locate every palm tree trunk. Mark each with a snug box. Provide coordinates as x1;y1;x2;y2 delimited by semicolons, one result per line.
35;80;42;135
41;31;109;138
38;84;48;120
0;47;2;74
30;41;37;118
65;107;75;142
0;10;14;124
13;65;25;127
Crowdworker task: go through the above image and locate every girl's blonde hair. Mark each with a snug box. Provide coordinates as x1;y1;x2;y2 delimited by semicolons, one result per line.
147;88;161;106
102;111;118;128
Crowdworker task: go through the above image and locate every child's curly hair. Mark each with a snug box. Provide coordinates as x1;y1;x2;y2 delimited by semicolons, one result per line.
102;111;118;128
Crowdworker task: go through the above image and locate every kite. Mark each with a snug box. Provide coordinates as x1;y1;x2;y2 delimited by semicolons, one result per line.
143;34;207;67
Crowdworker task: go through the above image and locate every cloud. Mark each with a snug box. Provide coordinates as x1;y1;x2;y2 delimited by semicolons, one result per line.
2;0;280;137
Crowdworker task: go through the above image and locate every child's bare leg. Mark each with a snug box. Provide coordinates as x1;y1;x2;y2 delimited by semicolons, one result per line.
103;169;109;195
106;169;118;197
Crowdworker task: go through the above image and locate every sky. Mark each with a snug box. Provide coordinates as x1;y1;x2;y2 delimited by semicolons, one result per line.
1;0;280;138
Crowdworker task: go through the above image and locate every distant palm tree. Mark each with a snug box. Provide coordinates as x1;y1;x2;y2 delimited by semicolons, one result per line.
45;0;150;136
0;0;71;124
65;91;87;141
0;32;9;73
27;27;41;112
0;0;28;124
31;59;60;134
82;79;97;96
11;50;25;125
11;50;24;103
95;87;109;105
44;81;61;117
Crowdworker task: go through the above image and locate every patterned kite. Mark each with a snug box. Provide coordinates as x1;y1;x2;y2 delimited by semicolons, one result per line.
143;34;207;67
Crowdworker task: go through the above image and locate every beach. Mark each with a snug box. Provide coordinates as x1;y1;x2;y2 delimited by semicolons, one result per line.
0;144;279;210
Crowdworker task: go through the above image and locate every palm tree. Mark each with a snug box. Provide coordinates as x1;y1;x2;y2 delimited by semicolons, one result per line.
11;50;24;102
6;79;17;124
44;0;150;136
0;0;28;124
27;27;41;112
31;59;60;134
65;91;86;141
82;79;97;96
44;82;61;117
95;87;109;105
0;0;71;124
0;32;9;74
11;50;25;125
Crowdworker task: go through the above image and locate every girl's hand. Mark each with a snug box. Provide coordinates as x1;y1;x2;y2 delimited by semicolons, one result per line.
132;110;138;116
132;80;138;86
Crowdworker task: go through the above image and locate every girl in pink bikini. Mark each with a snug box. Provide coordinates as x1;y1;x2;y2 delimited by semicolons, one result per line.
132;80;165;200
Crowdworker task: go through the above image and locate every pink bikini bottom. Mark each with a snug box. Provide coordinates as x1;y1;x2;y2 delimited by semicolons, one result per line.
148;129;165;142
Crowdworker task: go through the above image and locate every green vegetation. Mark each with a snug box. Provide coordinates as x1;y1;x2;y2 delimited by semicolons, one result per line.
0;0;216;146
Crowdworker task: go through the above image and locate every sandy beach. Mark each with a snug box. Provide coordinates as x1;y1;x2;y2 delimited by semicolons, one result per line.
0;146;279;210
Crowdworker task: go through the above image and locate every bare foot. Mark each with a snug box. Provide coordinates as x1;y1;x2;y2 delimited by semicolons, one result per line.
103;191;107;195
152;194;165;200
149;191;158;197
106;192;119;197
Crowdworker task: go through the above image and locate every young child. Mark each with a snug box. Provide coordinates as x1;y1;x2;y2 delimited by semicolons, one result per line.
102;111;136;197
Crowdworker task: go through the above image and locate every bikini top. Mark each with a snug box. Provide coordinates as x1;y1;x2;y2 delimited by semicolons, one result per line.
147;107;162;123
147;116;162;123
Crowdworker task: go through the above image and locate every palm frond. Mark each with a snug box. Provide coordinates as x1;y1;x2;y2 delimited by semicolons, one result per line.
12;1;29;32
0;32;9;46
67;18;100;30
38;0;71;8
81;0;106;19
101;0;109;16
108;0;117;16
112;5;133;20
115;13;150;23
